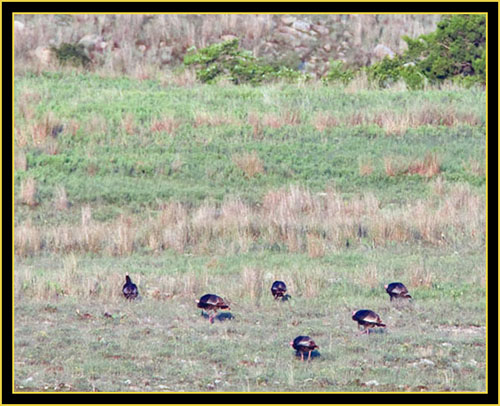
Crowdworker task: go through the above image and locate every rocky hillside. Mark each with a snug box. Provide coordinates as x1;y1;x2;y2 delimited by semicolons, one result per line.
15;14;441;78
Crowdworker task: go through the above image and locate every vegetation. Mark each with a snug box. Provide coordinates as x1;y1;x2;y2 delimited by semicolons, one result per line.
13;12;487;393
13;71;486;392
365;15;486;89
50;43;91;68
184;39;309;85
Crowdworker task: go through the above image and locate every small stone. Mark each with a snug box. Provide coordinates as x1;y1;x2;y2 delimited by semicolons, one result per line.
14;21;25;32
281;16;297;25
365;380;379;386
419;358;435;366
292;20;311;33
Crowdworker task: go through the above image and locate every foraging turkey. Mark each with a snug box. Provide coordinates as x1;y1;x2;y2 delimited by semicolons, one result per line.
122;273;138;300
385;282;412;301
196;294;231;323
352;309;386;334
290;335;319;361
271;280;287;300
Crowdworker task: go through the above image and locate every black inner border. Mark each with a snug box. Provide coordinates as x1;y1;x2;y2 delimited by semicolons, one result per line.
3;2;498;404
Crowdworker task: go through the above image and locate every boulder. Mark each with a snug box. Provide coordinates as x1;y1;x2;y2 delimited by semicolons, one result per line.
292;20;311;33
78;34;106;54
221;34;238;42
281;16;296;25
372;44;395;61
14;20;25;33
312;24;329;36
33;46;54;66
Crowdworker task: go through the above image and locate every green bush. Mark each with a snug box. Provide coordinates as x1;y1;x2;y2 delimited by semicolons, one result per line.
51;43;91;68
366;55;404;88
323;60;355;85
403;14;486;85
365;14;485;89
183;39;308;85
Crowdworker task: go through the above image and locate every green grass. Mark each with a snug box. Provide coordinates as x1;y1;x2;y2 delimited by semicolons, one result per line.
15;73;485;215
14;71;486;392
14;248;486;392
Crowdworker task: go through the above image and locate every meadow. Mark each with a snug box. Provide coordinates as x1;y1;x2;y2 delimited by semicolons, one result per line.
13;71;487;392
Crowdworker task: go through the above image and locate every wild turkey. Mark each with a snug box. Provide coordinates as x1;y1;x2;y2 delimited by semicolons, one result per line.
196;294;230;323
122;273;138;300
271;280;287;300
385;282;412;301
352;309;386;334
290;336;319;361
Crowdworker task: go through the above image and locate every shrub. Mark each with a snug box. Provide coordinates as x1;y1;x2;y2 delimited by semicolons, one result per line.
402;14;486;85
51;43;91;68
366;14;485;89
365;55;404;88
184;39;308;85
323;60;355;85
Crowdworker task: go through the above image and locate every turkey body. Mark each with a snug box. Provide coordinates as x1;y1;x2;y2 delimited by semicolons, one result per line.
290;335;319;361
196;294;230;323
385;282;412;301
122;274;138;300
352;309;386;334
271;280;287;300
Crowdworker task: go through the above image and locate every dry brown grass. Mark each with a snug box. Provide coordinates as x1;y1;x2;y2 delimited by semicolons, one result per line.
384;152;440;178
409;265;433;288
431;176;446;196
121;113;137;135
306;232;326;258
53;185;70;211
263;110;301;128
313;112;339;132
16;91;41;122
341;105;482;135
384;156;408;177
241;267;264;302
14;219;41;257
150;117;181;136
29;112;61;147
193;111;239;127
407;152;441;178
358;264;379;289
358;158;374;176
232;151;265;179
14;184;485;258
20;177;39;207
84;114;108;135
464;157;485;177
14;149;28;171
248;111;263;139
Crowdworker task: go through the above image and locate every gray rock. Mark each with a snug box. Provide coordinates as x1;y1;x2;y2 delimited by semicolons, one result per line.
372;44;395;61
281;16;297;25
312;24;329;36
14;20;25;32
292;20;311;33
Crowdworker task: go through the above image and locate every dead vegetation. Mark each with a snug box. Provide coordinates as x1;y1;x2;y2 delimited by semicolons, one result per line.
14;184;485;258
232;151;265;178
311;105;482;135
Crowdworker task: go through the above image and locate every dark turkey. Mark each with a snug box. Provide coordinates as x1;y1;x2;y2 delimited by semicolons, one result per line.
271;280;287;300
290;335;319;361
385;282;412;301
122;273;138;300
196;294;230;323
352;309;386;334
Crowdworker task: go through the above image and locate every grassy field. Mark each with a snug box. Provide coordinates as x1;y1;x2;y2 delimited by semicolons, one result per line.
13;72;486;392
